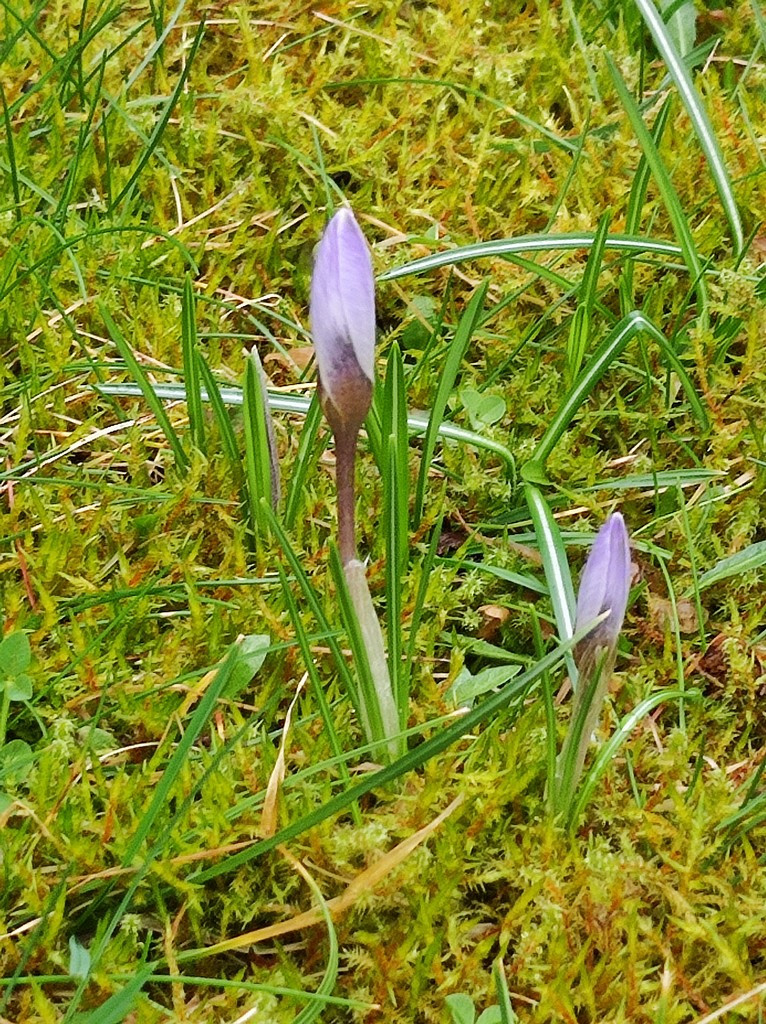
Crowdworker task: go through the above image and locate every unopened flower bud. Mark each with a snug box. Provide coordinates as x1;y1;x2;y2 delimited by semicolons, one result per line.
309;207;375;436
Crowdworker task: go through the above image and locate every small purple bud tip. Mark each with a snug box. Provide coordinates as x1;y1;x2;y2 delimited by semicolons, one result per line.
310;207;375;432
575;512;631;649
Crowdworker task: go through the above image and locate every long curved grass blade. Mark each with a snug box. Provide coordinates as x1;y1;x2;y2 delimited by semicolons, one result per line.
283;853;339;1024
607;55;708;321
524;483;578;690
242;350;276;540
567;686;700;827
634;0;743;254
98;301;189;474
191;628;581;883
379;233;683;282
531;310;708;469
196;355;241;474
567;211;611;380
620;97;672;315
95;382;518;473
109;17;206;211
413;281;488;526
284;393;326;530
696;540;766;592
181;274;206;454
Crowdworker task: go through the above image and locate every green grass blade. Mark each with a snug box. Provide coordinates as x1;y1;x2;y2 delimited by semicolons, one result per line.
379;233;683;283
0;81;21;220
291;863;339;1024
191;629;580;883
196;356;241;474
279;566;359;824
382;344;410;726
284;393;326;530
263;503;362;727
98;301;189;474
242;349;278;541
493;957;518;1024
413;281;488;526
695;540;766;592
524;483;578;690
181;274;206;454
109;16;205;211
567;210;611;380
620;97;672;314
567;686;700;827
531;310;708;469
634;0;743;254
606;54;708;322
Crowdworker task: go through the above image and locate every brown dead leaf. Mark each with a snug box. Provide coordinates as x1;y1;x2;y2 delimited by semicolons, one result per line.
477;604;510;640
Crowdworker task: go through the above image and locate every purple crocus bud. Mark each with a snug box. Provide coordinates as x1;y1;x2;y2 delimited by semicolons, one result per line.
574;512;631;656
310;206;375;436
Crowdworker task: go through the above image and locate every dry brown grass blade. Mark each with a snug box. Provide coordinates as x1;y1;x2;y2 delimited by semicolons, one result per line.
201;793;465;957
260;673;307;838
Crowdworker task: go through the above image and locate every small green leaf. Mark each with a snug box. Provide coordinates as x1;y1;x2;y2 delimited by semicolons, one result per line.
68;936;91;980
6;674;32;701
0;739;34;782
446;664;522;708
221;634;270;699
477;1009;503;1024
0;631;31;677
0;792;13;814
446;993;477;1024
696;541;766;592
459;387;506;430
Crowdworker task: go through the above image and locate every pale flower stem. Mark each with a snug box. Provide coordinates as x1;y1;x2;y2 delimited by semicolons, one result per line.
335;429;358;566
343;558;401;760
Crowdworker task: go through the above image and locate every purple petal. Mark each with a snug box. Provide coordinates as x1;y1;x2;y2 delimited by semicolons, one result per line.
575;513;631;647
310;207;376;412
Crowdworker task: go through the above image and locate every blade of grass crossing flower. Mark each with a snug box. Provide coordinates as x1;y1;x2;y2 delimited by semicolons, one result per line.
620;97;672;315
606;54;709;323
413;281;488;526
524;483;578;690
284;393;327;530
634;0;743;255
98;301;189;474
181;274;206;454
278;566;361;826
554;648;609;817
191;629;581;883
567;686;700;827
567;211;611;381
96;382;517;476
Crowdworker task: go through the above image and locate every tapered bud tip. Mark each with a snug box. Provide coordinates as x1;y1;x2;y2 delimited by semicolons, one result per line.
310;207;376;427
575;512;631;647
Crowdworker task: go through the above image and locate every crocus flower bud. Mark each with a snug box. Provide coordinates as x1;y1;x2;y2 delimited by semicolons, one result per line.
310;207;375;436
574;512;631;660
555;512;632;816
